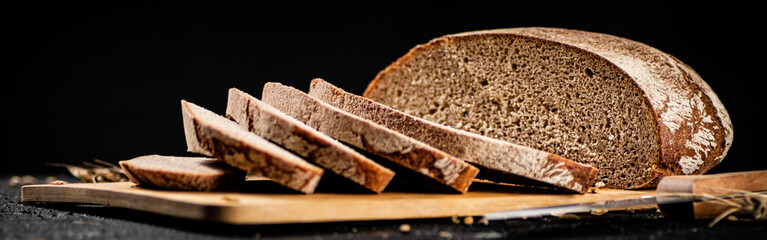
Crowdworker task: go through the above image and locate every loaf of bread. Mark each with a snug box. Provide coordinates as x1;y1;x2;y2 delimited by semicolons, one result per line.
119;154;246;191
181;100;324;193
364;27;733;189
225;88;395;193
309;78;597;193
261;82;479;193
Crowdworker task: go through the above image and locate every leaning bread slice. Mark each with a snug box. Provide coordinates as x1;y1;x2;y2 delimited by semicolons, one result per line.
309;78;597;193
261;82;479;193
225;88;395;193
364;27;733;189
181;100;323;194
119;154;246;191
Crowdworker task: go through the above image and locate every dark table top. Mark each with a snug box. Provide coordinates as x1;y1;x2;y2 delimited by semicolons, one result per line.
1;173;765;240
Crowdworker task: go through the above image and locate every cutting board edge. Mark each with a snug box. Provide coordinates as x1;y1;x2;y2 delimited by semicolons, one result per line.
19;182;657;225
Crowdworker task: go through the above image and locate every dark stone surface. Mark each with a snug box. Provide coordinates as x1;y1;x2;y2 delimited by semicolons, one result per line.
3;3;763;239
4;2;766;178
2;174;765;240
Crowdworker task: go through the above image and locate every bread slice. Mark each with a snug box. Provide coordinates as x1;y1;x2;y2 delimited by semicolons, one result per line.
118;154;246;191
363;27;733;189
225;88;395;193
260;82;479;193
181;100;324;194
309;78;597;193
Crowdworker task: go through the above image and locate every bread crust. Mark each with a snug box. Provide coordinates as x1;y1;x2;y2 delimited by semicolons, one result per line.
365;27;733;189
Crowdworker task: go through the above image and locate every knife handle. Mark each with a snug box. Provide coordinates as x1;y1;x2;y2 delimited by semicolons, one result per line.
656;170;767;219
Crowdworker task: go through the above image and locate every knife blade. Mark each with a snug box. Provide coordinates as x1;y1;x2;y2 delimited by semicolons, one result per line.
483;190;766;221
483;170;767;221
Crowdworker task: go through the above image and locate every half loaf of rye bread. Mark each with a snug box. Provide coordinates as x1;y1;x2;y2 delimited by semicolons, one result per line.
364;27;733;189
309;78;597;193
226;88;395;193
119;154;246;191
181;100;324;194
260;82;479;193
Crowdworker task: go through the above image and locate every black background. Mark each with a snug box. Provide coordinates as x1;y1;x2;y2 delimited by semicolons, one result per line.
4;1;765;175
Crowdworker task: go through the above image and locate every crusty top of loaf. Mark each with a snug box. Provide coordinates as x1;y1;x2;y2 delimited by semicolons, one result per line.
501;28;731;176
369;27;733;179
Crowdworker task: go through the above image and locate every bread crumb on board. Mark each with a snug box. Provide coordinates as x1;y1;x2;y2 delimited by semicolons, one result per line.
478;218;489;225
399;223;411;233
463;216;474;225
595;182;606;188
590;209;609;216
50;180;67;185
450;215;460;224
552;213;581;219
589;181;606;193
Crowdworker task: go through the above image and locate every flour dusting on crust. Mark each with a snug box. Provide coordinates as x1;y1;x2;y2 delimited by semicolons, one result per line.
514;28;732;176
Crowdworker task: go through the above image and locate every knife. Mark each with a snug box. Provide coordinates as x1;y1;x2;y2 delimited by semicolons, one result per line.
483;170;767;221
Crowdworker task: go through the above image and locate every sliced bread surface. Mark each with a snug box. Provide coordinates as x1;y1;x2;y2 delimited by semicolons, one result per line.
119;154;246;191
261;82;479;193
309;78;597;193
363;27;733;189
181;100;324;194
226;88;395;193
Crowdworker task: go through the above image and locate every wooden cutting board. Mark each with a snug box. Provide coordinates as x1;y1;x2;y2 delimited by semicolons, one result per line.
21;180;655;225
